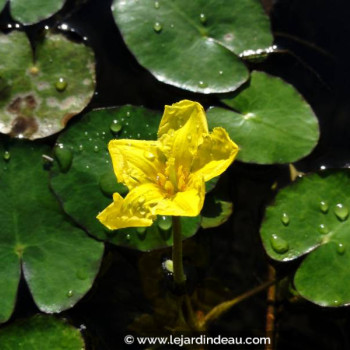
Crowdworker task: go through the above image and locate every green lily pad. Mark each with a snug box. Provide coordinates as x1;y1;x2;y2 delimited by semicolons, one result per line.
0;141;103;323
207;71;320;164
50;106;215;251
0;31;95;139
0;0;6;13
9;0;65;25
201;195;233;229
0;315;85;349
112;0;273;93
260;170;350;306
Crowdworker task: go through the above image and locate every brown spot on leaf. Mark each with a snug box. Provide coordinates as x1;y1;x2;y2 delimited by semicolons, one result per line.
7;94;39;137
24;95;37;109
10;116;38;137
7;97;21;114
7;94;37;116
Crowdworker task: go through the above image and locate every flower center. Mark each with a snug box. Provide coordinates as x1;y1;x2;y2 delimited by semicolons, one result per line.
156;159;189;197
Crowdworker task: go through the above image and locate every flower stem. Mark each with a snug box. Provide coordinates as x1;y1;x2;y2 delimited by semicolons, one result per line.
172;216;186;286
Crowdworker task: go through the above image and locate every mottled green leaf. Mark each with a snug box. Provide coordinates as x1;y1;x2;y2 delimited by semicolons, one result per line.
112;0;273;93
260;170;350;306
10;0;66;25
207;71;320;164
0;31;95;139
0;142;103;323
0;315;85;349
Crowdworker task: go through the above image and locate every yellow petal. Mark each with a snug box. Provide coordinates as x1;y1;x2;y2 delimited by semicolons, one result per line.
158;100;208;170
108;139;164;189
97;183;165;230
191;127;239;181
154;174;205;217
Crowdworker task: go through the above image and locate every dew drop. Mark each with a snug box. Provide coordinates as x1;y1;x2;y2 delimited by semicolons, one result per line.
153;22;162;33
76;269;88;280
138;196;145;204
318;224;329;235
78;144;84;152
187;134;192;142
199;13;207;24
334;203;349;221
219;70;223;75
281;213;290;226
270;234;289;254
320;200;329;213
54;144;73;172
94;145;99;152
198;81;208;88
110;121;122;134
126;234;131;241
157;216;172;231
144;151;155;161
3;151;10;161
55;77;68;92
337;242;346;255
67;290;73;297
154;1;160;9
99;171;128;197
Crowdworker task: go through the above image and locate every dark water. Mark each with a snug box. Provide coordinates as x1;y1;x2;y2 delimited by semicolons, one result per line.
2;0;350;349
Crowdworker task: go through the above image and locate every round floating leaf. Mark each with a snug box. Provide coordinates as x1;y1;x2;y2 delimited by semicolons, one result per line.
50;106;204;251
260;170;350;306
201;195;233;229
112;0;272;93
0;142;103;323
207;71;320;164
0;31;95;139
205;176;219;193
0;315;85;349
0;0;6;13
10;0;66;25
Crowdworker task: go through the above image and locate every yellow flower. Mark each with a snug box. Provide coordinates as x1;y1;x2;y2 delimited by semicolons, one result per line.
97;100;238;230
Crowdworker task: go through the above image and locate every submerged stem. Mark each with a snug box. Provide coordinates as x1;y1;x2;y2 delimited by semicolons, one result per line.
200;279;276;330
172;216;186;285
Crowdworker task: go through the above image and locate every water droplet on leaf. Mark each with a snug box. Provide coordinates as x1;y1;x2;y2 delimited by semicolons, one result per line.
153;22;162;32
320;201;329;213
157;216;172;231
3;151;10;161
198;81;208;88
76;269;88;280
67;290;73;297
199;13;207;24
281;213;290;226
110;121;122;134
55;77;68;92
154;1;160;9
126;234;131;241
54;144;73;172
318;224;329;235
99;171;128;197
270;234;289;254
337;242;346;255
334;203;349;221
94;145;99;152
